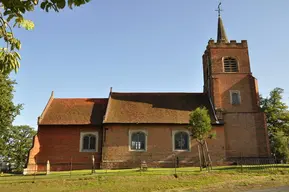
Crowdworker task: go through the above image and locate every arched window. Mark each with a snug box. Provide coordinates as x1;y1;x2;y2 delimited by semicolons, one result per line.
83;134;96;150
223;57;238;72
130;131;146;151
174;131;189;151
80;132;98;152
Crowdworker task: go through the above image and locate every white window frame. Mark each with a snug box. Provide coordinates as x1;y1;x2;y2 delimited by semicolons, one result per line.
129;130;147;152
230;90;241;105
79;132;98;152
172;130;191;152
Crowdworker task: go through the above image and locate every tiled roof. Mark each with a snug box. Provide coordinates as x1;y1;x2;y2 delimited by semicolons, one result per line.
39;98;108;125
103;92;216;124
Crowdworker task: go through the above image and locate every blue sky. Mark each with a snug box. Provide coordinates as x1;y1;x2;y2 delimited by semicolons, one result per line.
11;0;289;128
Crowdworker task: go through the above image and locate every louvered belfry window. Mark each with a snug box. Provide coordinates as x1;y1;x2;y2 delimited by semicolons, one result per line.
224;57;238;72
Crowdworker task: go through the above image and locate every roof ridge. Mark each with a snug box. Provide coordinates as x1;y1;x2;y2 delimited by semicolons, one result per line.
111;92;205;94
53;98;108;100
38;91;54;125
104;91;215;124
103;90;113;123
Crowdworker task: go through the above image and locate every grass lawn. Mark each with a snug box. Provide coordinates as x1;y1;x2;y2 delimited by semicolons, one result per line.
1;166;289;192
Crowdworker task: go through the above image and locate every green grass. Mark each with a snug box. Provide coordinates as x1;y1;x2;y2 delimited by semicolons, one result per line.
1;166;289;192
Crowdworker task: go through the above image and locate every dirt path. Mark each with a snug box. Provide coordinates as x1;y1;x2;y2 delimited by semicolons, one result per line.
245;186;289;192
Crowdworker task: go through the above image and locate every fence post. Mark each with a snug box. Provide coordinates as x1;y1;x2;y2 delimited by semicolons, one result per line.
70;157;72;177
172;154;178;178
240;153;243;173
33;161;37;183
105;161;108;174
174;155;177;176
46;160;50;175
139;160;142;175
91;155;95;174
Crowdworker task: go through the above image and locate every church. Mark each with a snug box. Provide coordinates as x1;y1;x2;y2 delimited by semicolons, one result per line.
25;9;271;172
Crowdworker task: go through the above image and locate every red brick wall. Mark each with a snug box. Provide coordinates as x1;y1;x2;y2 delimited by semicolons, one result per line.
224;112;270;158
212;73;258;112
209;46;251;74
101;124;225;169
26;125;102;172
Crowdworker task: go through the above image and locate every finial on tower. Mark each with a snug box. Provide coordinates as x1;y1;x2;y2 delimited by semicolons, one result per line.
215;2;223;17
216;1;228;43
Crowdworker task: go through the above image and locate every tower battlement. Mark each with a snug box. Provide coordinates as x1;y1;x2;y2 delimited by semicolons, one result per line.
207;39;248;49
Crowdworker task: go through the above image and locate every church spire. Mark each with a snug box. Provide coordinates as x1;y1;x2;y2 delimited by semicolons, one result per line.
216;2;228;43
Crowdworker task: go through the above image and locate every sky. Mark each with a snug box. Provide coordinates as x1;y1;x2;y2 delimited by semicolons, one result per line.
10;0;289;129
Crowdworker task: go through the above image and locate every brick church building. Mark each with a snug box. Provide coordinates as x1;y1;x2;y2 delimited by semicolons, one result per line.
26;11;271;172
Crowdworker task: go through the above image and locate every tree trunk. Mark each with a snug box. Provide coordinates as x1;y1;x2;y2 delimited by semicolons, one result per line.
200;141;208;170
205;140;212;170
197;144;202;171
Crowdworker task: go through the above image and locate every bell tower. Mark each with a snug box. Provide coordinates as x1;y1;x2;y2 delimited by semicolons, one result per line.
203;3;259;114
202;3;270;158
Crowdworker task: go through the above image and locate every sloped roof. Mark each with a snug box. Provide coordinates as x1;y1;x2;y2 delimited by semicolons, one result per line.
39;98;108;125
103;92;216;124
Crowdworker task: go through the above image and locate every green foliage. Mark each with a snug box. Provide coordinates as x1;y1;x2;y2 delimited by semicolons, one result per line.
0;0;91;74
260;88;289;135
260;87;289;161
2;125;36;172
271;131;289;162
188;107;214;169
0;74;22;167
188;107;212;142
0;73;22;136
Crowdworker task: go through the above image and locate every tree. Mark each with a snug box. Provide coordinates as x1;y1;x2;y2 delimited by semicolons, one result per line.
188;107;215;170
271;131;289;162
0;73;22;154
260;87;289;162
2;125;36;172
0;0;90;74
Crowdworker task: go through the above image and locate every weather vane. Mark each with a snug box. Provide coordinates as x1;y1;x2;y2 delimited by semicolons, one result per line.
215;1;223;17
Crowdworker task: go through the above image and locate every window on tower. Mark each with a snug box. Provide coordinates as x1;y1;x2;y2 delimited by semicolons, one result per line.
230;90;241;105
223;57;238;72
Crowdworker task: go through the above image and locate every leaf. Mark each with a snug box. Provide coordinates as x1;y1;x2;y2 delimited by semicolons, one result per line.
16;40;21;50
14;52;21;60
40;2;46;10
68;0;73;9
3;10;11;16
26;4;35;12
7;15;15;22
19;7;26;14
20;20;35;30
56;0;66;9
46;4;51;12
